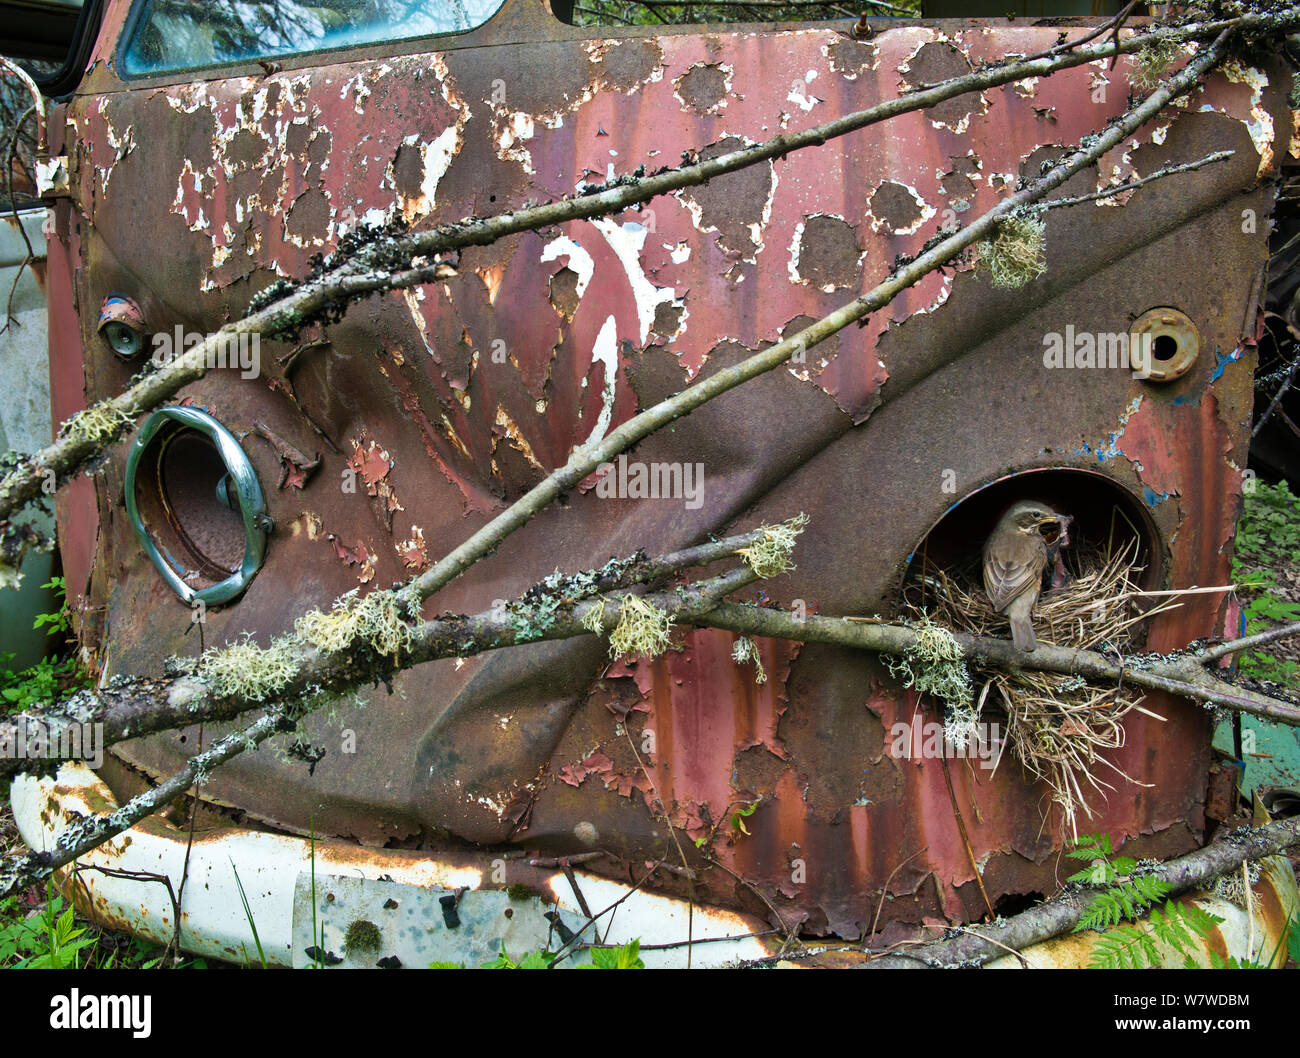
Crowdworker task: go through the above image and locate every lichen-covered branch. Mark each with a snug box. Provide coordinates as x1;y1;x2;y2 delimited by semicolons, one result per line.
690;603;1300;727
0;524;792;782
848;816;1300;968
0;565;758;899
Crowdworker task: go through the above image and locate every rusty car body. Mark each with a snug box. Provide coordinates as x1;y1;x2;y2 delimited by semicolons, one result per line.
16;0;1297;955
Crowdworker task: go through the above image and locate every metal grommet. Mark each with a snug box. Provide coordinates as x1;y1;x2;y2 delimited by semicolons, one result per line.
124;406;269;606
1130;307;1200;383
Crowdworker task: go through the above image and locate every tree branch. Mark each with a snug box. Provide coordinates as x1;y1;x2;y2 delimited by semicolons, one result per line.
691;603;1300;727
0;527;775;782
850;816;1300;968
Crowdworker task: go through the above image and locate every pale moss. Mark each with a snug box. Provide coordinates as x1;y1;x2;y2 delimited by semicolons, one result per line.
731;636;767;685
580;598;606;635
1211;861;1262;910
295;587;412;659
975;214;1046;290
59;403;134;448
883;614;973;709
607;594;673;661
1130;37;1181;92
196;635;300;702
737;513;809;579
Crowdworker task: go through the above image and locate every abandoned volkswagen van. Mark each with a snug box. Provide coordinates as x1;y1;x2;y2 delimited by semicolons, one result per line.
8;0;1298;965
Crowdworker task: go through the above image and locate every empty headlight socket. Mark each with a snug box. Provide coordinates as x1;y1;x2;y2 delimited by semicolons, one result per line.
124;406;271;606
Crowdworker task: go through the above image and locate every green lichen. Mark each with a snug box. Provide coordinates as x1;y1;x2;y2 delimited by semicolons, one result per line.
58;403;134;448
295;587;412;659
975;213;1046;290
195;634;300;702
506;592;564;643
580;597;607;635
882;614;973;710
607;594;673;661
1130;36;1181;92
737;513;809;579
731;636;767;685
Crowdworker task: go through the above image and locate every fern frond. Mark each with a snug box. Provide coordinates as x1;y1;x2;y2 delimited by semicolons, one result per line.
1086;899;1225;969
1090;924;1161;969
1075;877;1174;932
1065;832;1114;860
1175;901;1224;938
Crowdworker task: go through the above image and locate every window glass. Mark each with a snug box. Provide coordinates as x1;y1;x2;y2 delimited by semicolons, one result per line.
122;0;507;75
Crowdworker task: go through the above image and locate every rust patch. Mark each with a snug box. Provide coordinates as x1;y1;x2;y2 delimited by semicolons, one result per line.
732;745;788;799
284;189;331;245
226;127;267;171
650;301;684;340
596;39;662;92
827;38;876;78
684;136;773;258
795;214;862;291
548;266;581;320
941;154;980;199
675;64;728;114
392;141;428;200
904;42;981;130
869;181;924;232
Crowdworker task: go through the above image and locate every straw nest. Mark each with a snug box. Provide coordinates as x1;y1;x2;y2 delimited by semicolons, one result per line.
904;535;1173;837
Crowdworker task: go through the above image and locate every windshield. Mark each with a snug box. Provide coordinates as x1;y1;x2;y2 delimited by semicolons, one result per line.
122;0;507;75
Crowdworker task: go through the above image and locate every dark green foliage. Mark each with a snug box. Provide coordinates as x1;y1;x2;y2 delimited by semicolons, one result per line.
1069;833;1223;969
1231;480;1300;684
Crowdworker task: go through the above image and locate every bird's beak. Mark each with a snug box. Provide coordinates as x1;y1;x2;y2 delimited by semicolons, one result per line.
1039;514;1070;547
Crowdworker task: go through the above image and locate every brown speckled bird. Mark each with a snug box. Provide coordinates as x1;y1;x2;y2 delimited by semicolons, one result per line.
982;501;1069;652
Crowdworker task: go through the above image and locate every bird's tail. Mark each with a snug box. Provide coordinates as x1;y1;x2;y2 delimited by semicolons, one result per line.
1010;615;1038;652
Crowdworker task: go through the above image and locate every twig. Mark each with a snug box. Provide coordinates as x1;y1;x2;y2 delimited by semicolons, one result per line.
0;709;297;900
0;539;768;780
1198;620;1300;664
915;921;1030;968
859;815;1300;968
870;845;928;940
939;755;995;920
1252;352;1300;439
1028;150;1234;213
691;603;1300;728
623;725;696;966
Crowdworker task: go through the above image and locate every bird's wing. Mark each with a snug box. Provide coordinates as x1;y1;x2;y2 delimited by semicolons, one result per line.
983;537;1046;611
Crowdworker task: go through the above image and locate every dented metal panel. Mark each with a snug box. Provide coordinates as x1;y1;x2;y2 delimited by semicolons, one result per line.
49;2;1293;940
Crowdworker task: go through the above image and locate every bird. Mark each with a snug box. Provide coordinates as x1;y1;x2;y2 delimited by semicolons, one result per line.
982;500;1070;652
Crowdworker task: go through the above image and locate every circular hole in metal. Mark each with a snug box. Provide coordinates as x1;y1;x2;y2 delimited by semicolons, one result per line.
133;424;247;589
1151;334;1179;362
902;469;1162;643
1130;307;1199;382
